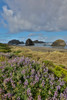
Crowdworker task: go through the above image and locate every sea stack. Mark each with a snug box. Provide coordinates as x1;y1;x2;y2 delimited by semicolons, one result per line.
26;39;34;46
51;39;66;46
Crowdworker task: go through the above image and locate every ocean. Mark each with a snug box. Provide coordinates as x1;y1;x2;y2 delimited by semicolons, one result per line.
19;43;67;49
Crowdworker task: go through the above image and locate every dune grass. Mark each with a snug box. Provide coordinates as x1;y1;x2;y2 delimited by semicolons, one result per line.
11;46;67;67
10;46;67;82
0;43;11;53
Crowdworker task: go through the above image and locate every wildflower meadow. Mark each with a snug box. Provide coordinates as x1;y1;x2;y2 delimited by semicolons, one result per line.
0;53;67;100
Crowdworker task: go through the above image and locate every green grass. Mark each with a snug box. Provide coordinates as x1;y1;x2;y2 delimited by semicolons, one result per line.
0;43;11;53
43;60;67;83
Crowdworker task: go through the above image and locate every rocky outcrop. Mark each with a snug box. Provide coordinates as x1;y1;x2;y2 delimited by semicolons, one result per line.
8;39;24;45
44;42;52;46
20;41;24;44
26;39;34;46
33;40;45;43
51;39;66;46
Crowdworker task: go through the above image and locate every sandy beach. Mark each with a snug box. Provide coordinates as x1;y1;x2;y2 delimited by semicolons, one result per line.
22;46;67;52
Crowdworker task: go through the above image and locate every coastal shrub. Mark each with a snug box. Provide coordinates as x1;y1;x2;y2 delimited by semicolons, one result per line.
43;60;67;82
59;65;65;68
0;56;67;100
43;60;55;67
0;43;11;53
13;50;22;55
0;56;6;62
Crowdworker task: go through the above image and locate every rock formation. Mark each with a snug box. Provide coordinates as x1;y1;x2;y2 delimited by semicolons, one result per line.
8;39;24;45
33;40;45;43
51;39;66;46
26;39;34;46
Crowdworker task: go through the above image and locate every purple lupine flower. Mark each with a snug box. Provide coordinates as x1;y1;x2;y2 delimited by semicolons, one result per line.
24;75;26;79
49;74;54;81
25;58;29;64
65;94;67;100
28;96;33;100
46;67;48;72
42;80;45;87
4;78;10;84
40;78;42;81
43;68;46;72
52;96;56;100
14;67;16;71
55;77;58;80
4;94;7;98
60;93;65;100
24;79;28;86
54;91;58;97
19;80;22;84
30;82;33;86
35;74;39;82
7;93;12;98
2;69;5;72
64;87;67;94
60;81;65;86
32;60;35;63
27;75;29;78
51;74;54;80
18;58;23;65
44;74;47;78
21;69;25;75
58;78;61;83
37;71;40;77
42;65;45;68
0;88;2;94
38;95;41;100
50;81;53;86
63;88;67;99
57;85;60;90
30;64;32;68
11;80;15;88
17;97;20;100
10;73;12;76
30;75;34;79
12;83;15;88
33;81;36;85
31;69;35;74
27;88;31;96
11;64;13;67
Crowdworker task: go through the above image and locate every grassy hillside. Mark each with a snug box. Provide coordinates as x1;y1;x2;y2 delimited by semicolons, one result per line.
0;43;11;53
11;46;67;67
0;45;67;99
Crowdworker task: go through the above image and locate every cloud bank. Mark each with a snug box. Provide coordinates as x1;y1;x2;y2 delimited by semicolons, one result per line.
2;0;67;33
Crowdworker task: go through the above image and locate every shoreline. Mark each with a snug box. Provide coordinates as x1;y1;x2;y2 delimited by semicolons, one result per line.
16;45;67;52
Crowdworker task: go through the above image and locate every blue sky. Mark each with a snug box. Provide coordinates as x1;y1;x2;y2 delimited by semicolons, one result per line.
0;0;67;43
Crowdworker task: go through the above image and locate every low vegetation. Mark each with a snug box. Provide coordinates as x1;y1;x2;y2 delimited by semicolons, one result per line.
0;45;67;100
11;46;67;66
10;46;67;82
0;55;67;100
0;43;11;53
43;60;67;82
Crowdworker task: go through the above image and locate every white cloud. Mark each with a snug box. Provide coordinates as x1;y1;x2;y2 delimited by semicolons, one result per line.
28;33;48;41
28;33;43;37
2;0;67;33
